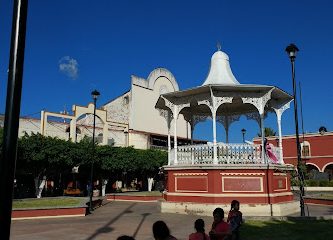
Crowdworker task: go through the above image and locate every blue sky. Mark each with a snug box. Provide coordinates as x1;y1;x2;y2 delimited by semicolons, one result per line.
1;0;332;143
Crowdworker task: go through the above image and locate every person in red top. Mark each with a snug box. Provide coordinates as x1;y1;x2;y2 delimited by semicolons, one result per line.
209;208;231;240
227;200;243;240
189;218;210;240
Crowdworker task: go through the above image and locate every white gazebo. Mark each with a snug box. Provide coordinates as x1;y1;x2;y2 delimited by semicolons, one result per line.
156;48;293;166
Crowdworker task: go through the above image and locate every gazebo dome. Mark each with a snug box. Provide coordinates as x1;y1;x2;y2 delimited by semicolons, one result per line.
202;50;240;86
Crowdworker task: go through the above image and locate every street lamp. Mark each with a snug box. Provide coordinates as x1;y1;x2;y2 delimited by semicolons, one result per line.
241;128;246;143
89;89;100;212
285;43;305;216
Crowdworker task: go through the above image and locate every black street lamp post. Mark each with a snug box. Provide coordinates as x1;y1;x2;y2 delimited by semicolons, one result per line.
285;43;305;216
241;128;246;143
89;90;100;212
0;0;28;238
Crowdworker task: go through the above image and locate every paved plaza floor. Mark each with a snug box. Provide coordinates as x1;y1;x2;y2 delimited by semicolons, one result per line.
10;201;333;240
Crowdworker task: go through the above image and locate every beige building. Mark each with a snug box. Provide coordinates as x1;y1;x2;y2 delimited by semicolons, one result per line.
2;68;192;150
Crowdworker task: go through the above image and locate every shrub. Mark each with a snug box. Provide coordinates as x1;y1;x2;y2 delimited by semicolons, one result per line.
305;179;319;186
291;178;299;186
319;180;331;187
302;179;333;187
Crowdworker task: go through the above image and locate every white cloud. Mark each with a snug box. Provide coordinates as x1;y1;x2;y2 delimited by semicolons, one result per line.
58;56;79;79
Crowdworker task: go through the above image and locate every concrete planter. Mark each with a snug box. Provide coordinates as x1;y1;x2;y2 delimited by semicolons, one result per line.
12;207;86;220
291;186;333;191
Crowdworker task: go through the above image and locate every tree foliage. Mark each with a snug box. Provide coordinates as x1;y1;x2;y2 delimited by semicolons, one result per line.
258;127;277;137
16;133;167;179
17;133;78;177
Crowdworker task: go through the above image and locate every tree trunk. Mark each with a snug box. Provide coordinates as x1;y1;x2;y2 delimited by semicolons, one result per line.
147;178;154;192
35;176;46;198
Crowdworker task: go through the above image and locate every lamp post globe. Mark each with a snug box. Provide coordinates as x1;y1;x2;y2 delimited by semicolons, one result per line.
285;43;299;60
285;43;305;216
89;89;100;212
241;128;246;143
91;90;100;100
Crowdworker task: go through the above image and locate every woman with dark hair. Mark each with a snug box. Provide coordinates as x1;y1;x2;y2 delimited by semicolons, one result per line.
209;208;231;240
227;200;243;240
189;218;210;240
152;220;177;240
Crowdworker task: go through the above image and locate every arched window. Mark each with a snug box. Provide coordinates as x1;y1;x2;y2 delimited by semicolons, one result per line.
301;141;311;158
97;133;103;143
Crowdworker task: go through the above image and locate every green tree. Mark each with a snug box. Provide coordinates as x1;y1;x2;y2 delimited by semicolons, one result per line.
15;132;168;196
258;127;276;137
17;133;77;197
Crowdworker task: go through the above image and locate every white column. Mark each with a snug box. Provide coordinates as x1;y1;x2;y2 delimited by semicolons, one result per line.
273;102;290;164
70;119;76;142
102;123;108;145
212;111;218;164
277;113;284;164
173;105;178;165
40;111;45;135
167;129;171;165
167;112;171;165
260;113;266;164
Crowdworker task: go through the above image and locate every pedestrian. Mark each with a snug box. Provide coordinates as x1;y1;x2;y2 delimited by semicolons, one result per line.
152;220;177;240
189;218;210;240
227;200;243;240
209;208;231;240
117;235;135;240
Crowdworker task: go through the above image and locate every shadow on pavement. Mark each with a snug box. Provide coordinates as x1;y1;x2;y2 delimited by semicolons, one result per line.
133;213;151;238
85;202;137;240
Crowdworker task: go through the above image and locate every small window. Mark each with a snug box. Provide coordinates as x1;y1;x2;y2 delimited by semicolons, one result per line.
301;141;311;158
123;96;129;105
97;133;103;143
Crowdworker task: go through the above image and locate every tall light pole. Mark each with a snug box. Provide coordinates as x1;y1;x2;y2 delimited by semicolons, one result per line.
241;128;246;143
89;89;100;212
285;43;305;216
0;0;28;238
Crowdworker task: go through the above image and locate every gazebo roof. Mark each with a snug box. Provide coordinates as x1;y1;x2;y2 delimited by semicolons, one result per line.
202;50;240;86
155;49;293;117
156;84;292;115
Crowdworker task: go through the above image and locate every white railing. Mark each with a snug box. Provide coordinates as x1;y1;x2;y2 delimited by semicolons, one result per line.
178;144;214;165
170;143;281;165
216;143;262;164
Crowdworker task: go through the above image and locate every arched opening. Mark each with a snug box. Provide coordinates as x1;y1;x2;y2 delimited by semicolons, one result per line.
323;163;333;181
306;163;320;180
65;126;81;141
180;101;211;145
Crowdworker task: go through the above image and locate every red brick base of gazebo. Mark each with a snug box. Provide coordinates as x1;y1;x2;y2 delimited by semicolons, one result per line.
161;164;300;216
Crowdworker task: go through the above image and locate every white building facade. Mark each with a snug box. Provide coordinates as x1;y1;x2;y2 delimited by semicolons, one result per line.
3;68;192;150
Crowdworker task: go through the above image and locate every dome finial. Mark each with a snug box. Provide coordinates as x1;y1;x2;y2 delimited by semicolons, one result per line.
217;41;222;51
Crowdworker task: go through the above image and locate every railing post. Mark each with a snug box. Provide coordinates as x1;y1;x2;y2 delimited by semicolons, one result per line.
260;113;266;164
212;111;218;164
173;105;178;165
